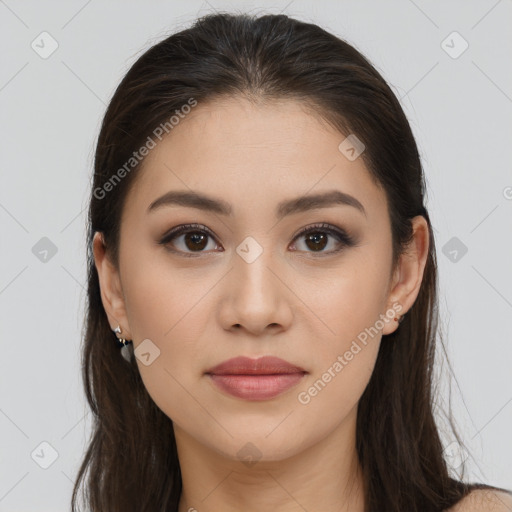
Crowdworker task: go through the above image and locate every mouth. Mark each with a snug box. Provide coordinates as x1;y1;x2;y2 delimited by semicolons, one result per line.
205;356;307;401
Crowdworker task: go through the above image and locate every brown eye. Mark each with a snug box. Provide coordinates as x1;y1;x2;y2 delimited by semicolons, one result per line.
159;224;220;256
291;223;355;255
182;232;209;251
304;232;328;251
159;222;355;258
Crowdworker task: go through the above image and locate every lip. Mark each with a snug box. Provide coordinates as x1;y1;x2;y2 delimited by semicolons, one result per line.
205;356;307;401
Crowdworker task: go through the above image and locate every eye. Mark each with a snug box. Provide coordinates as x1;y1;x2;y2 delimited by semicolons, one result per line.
290;223;355;255
159;223;221;257
158;222;356;257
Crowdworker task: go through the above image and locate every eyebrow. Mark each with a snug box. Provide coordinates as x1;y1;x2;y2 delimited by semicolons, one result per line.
147;189;366;219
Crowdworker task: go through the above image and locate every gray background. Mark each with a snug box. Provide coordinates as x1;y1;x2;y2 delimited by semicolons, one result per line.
1;0;511;509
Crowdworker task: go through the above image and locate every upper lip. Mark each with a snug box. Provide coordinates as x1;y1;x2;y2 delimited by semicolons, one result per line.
206;356;306;375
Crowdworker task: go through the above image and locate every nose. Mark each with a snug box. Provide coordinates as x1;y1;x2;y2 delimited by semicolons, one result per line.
218;247;294;336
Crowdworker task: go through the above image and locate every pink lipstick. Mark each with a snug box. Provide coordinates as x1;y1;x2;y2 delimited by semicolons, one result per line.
205;356;306;401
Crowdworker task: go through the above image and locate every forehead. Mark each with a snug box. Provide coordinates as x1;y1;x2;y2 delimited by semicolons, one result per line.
125;96;387;221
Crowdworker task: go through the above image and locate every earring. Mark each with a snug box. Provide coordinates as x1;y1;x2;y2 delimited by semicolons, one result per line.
394;315;405;324
113;325;133;362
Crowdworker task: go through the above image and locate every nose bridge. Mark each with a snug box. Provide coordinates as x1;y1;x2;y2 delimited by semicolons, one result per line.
233;234;278;304
219;233;291;333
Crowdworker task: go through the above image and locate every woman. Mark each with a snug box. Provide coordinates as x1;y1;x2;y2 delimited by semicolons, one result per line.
72;12;512;512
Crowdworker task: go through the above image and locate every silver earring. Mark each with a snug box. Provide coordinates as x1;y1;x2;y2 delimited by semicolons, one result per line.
113;325;133;362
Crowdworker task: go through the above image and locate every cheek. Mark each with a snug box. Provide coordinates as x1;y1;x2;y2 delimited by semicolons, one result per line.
122;245;210;345
295;276;385;419
295;257;389;348
120;252;215;419
292;256;388;408
294;338;379;442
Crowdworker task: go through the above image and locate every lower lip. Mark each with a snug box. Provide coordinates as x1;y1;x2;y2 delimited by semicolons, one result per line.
208;373;306;401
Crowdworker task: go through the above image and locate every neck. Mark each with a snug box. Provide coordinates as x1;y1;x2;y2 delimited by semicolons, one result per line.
175;405;365;512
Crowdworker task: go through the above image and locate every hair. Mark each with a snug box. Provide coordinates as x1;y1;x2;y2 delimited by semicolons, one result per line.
72;11;510;512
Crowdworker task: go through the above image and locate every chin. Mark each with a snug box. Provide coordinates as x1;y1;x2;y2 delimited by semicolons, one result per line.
191;421;317;464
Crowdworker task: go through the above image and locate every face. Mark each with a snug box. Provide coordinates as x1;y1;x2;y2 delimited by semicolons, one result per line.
93;95;428;464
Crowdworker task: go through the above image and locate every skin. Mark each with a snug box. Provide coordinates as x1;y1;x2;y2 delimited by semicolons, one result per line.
93;95;430;512
448;490;512;512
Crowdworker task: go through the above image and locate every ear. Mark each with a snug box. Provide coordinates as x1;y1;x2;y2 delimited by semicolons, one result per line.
381;215;430;335
92;231;132;340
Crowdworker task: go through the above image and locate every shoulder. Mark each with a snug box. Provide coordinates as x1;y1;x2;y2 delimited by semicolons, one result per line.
448;489;512;512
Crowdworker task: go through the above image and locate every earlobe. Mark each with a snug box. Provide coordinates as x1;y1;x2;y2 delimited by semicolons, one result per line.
382;216;430;335
92;231;132;339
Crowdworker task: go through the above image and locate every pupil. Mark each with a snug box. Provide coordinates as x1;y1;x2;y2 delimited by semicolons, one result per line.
306;232;327;251
185;232;207;251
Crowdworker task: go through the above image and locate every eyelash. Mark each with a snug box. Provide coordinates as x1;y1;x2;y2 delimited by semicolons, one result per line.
158;222;356;258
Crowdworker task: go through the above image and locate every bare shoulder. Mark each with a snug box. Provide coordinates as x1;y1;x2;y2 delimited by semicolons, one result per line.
448;489;512;512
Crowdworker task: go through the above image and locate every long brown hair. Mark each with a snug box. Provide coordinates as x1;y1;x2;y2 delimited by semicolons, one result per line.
72;12;509;511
